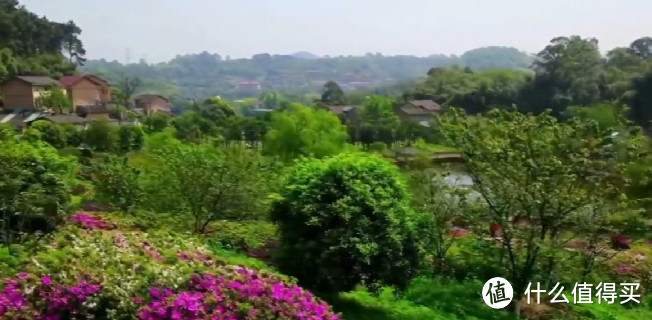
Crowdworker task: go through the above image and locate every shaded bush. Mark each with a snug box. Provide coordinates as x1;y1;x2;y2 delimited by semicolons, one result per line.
0;139;74;243
91;155;144;213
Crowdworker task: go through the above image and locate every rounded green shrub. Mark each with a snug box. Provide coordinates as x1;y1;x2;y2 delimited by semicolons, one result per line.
271;153;428;293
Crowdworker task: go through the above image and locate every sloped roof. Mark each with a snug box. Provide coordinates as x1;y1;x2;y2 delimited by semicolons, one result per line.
135;94;169;102
59;75;107;87
399;104;432;115
59;76;84;87
0;110;41;128
408;100;442;111
76;105;109;115
15;76;61;87
84;74;109;85
37;114;91;124
327;105;360;115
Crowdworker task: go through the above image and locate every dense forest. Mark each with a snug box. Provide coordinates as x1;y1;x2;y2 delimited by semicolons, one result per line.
80;46;534;99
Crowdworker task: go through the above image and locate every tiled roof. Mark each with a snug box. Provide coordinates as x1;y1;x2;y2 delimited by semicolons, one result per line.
59;75;108;87
39;114;91;124
15;76;61;87
408;100;442;111
76;105;109;115
59;76;84;87
327;105;360;115
399;105;432;115
135;94;168;103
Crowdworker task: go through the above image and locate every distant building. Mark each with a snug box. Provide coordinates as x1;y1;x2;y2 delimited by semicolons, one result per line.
59;75;111;106
347;81;372;90
0;76;62;109
27;113;92;127
326;105;361;123
134;94;171;115
0;109;91;128
237;81;262;91
243;108;273;118
396;100;443;124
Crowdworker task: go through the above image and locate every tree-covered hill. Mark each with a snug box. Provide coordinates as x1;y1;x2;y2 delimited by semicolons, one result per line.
80;46;534;99
0;0;85;82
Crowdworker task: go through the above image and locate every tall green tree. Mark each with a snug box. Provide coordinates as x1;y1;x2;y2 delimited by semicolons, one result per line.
629;71;652;131
628;36;652;59
437;108;640;316
114;76;141;108
263;104;349;160
525;36;604;115
321;81;346;105
144;143;268;233
0;48;18;82
357;95;401;144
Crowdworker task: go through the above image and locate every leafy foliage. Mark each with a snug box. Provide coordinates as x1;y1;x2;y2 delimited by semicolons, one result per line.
143;143;270;233
34;88;73;112
263;104;349;160
0;0;83;79
84;120;119;152
271;153;429;293
437;108;643;313
0;139;74;243
91;156;144;213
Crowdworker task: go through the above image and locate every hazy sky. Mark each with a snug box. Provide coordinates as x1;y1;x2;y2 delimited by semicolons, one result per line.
19;0;652;63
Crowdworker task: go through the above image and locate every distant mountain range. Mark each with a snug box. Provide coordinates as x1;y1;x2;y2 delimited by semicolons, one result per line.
81;46;534;100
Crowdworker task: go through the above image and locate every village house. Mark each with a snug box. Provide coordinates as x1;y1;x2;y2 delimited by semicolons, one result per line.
395;100;443;125
25;113;92;127
84;75;112;102
326;105;361;123
134;94;171;115
0;109;91;129
0;76;62;109
238;81;262;91
59;75;111;107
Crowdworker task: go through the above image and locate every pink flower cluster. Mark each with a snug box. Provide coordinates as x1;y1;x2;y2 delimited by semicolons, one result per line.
615;263;636;275
450;227;471;239
177;251;213;265
137;269;340;320
143;242;164;260
71;213;111;230
0;274;102;319
114;231;130;249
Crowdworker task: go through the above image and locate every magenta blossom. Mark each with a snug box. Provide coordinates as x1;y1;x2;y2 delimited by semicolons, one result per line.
71;213;111;230
138;270;340;320
41;276;52;286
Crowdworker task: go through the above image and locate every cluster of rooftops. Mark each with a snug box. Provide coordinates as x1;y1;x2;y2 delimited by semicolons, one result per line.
0;75;171;128
326;99;443;127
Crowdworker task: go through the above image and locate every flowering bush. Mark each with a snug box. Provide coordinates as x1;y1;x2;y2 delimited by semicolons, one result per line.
138;269;339;320
0;213;340;319
0;273;102;319
71;212;112;230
